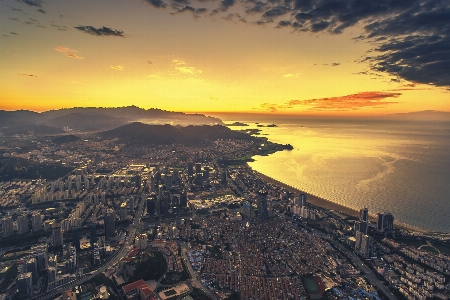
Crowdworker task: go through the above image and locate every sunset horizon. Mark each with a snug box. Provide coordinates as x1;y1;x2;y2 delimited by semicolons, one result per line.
1;0;449;116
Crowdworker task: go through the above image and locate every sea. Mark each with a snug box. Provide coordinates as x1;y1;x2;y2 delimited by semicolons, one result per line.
218;114;450;233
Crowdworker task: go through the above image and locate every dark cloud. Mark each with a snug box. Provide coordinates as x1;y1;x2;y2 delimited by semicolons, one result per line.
18;73;37;77
17;0;42;7
144;0;167;8
10;32;18;35
51;23;68;31
74;26;125;37
171;5;208;15
222;0;235;10
37;8;45;13
223;13;247;23
245;1;268;14
331;62;340;66
261;6;289;18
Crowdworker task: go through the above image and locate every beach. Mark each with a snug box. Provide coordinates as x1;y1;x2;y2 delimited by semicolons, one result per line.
252;169;432;233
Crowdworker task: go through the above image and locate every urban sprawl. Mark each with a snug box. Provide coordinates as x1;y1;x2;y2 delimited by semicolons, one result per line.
1;134;450;300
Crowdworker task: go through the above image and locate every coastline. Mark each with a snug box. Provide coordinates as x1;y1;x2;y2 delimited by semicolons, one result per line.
251;168;431;234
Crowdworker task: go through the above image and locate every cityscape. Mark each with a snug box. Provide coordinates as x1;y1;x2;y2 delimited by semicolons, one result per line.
0;117;449;300
1;0;450;299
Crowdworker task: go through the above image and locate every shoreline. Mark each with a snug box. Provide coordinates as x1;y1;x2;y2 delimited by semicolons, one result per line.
251;168;432;234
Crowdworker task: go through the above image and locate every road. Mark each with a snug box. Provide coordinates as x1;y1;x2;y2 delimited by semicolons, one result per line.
32;193;147;300
300;222;398;300
180;242;220;300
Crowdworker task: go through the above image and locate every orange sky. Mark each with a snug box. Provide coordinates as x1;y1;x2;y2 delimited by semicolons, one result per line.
1;0;449;116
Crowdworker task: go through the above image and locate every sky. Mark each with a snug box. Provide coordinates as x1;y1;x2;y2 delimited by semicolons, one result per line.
1;0;449;116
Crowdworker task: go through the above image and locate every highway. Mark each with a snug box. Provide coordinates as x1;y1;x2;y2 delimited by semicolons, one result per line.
32;193;146;300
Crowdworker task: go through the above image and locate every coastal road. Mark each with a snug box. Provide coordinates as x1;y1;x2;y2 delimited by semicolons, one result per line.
180;242;220;300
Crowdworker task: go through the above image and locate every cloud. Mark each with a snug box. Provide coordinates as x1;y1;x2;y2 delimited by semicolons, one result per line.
166;0;449;87
51;23;68;31
37;8;45;13
143;0;167;8
110;65;124;70
223;13;247;23
331;62;340;66
171;5;208;16
18;73;37;77
172;59;202;75
259;91;401;112
283;72;302;78
55;46;84;59
17;0;42;7
74;26;125;37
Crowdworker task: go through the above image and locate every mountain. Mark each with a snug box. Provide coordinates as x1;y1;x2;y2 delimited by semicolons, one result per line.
0;106;223;133
1;124;64;136
384;110;450;121
99;122;256;146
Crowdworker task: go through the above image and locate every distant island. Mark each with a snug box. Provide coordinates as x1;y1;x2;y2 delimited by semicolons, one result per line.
226;121;249;126
257;124;277;127
0;106;223;133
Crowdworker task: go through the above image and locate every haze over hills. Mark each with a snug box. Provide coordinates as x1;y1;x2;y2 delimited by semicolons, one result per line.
383;110;450;122
0;106;223;133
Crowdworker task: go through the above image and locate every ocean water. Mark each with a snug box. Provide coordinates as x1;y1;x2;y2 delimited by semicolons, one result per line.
222;115;450;233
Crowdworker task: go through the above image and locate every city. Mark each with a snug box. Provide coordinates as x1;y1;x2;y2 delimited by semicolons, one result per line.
0;126;449;300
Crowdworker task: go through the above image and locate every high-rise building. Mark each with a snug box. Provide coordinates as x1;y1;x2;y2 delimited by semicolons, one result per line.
17;272;33;298
296;193;307;208
160;195;169;215
360;208;369;222
377;212;394;232
179;191;187;208
17;214;29;235
31;212;43;232
26;258;38;284
147;195;156;216
31;244;48;272
104;210;116;241
360;235;371;258
354;221;368;235
221;170;227;186
90;223;97;248
72;226;80;251
52;225;63;247
120;202;127;221
257;190;268;220
2;216;13;237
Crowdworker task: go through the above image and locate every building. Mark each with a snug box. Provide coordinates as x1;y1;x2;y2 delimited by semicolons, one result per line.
1;216;13;237
26;258;38;284
377;212;394;232
354;221;368;235
52;225;63;247
242;201;255;219
179;191;187;208
359;235;371;258
135;234;148;249
257;190;269;220
31;212;43;232
147;196;156;216
120;202;127;221
105;210;116;241
89;223;97;248
122;279;155;300
17;214;29;235
360;208;369;222
296;193;307;208
72;226;80;251
17;272;33;298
